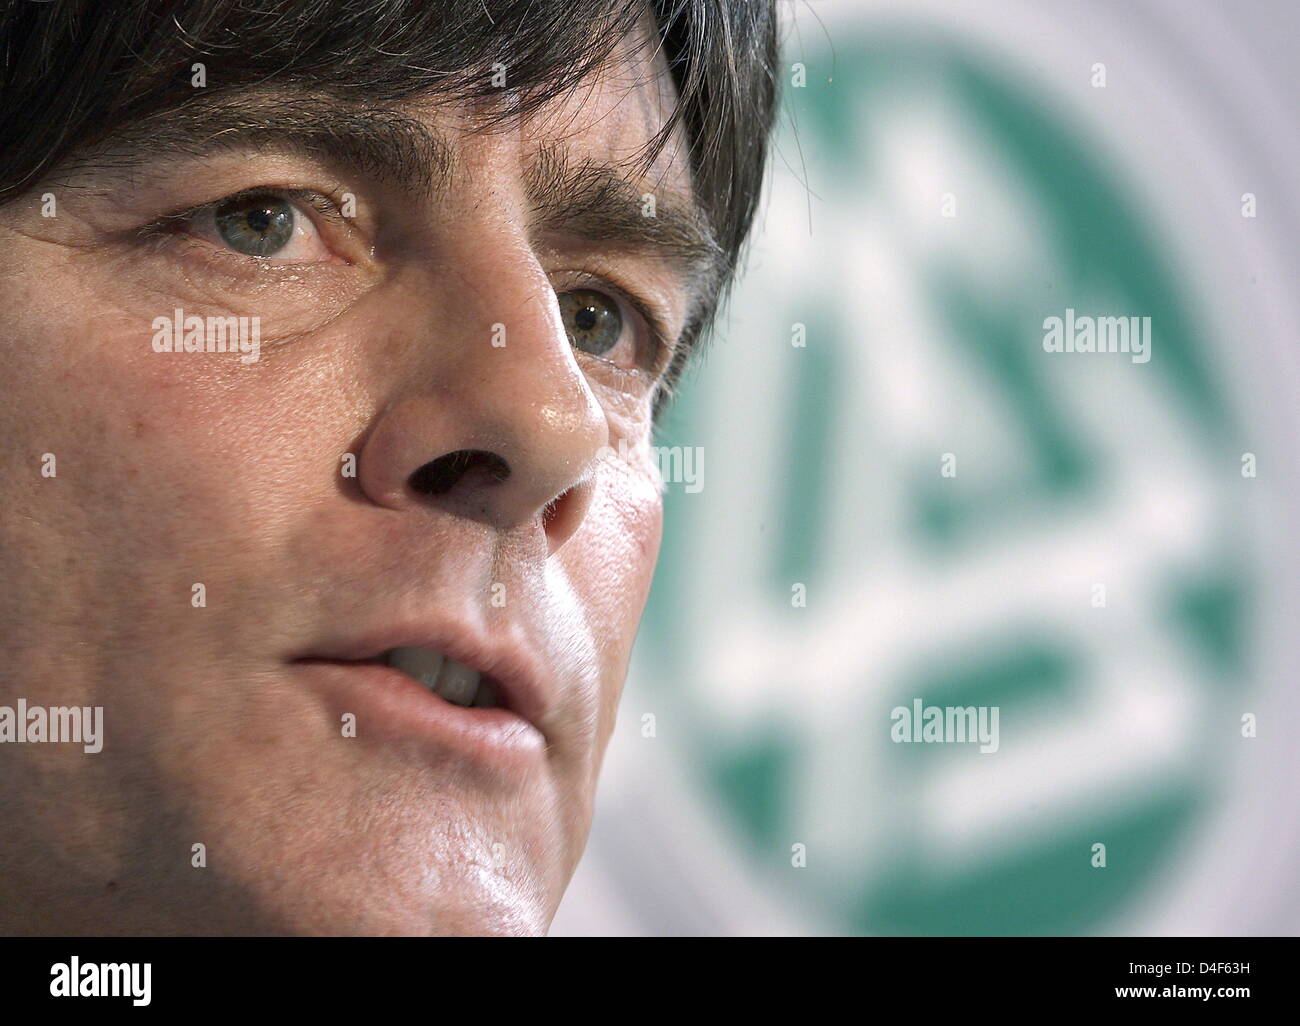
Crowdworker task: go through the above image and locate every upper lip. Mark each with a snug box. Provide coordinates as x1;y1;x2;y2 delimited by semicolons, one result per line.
292;618;555;743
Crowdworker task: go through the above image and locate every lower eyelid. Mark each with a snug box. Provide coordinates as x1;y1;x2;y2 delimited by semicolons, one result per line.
136;230;345;284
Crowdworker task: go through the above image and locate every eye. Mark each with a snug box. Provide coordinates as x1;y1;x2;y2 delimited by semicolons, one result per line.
185;189;331;261
214;193;294;255
558;288;624;358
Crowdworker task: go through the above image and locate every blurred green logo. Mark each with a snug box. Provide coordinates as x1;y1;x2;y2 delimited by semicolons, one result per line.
641;29;1247;935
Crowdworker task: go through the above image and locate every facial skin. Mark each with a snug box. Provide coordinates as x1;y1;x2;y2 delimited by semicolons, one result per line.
0;27;707;935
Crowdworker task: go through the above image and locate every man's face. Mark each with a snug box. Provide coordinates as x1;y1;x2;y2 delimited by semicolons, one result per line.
0;29;702;934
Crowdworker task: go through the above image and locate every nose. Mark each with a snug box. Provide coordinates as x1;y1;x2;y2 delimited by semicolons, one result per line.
356;252;607;554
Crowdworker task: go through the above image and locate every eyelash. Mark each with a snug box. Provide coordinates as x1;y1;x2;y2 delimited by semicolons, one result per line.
134;187;678;375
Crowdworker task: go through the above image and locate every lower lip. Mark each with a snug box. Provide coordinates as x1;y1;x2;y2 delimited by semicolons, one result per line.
293;660;548;770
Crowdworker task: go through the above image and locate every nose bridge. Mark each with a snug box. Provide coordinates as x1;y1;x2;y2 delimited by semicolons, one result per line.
355;222;607;548
445;223;608;478
473;248;600;433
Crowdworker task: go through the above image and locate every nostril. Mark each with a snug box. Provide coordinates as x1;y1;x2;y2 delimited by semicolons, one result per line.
538;481;593;554
408;449;511;497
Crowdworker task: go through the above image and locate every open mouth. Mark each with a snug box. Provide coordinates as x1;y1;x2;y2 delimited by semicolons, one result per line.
290;634;550;764
380;647;501;709
287;629;551;764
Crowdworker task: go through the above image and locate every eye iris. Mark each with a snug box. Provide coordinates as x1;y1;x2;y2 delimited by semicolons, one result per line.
560;289;622;356
214;194;294;256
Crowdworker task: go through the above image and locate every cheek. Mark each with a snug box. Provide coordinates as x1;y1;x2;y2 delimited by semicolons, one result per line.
563;456;663;706
0;259;351;657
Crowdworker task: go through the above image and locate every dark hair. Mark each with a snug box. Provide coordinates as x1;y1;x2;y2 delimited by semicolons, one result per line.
0;0;779;405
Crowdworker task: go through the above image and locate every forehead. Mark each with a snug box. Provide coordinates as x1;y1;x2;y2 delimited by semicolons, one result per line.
526;21;686;184
413;19;692;206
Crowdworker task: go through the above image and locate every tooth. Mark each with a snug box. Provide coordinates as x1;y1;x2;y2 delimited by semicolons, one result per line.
387;647;445;690
434;657;480;707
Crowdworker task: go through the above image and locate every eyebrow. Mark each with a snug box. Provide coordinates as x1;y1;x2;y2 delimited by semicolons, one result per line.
524;141;725;308
67;95;725;322
70;97;454;196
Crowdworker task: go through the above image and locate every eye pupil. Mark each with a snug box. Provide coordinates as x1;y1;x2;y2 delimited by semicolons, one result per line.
559;288;622;357
214;194;294;256
245;207;273;233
